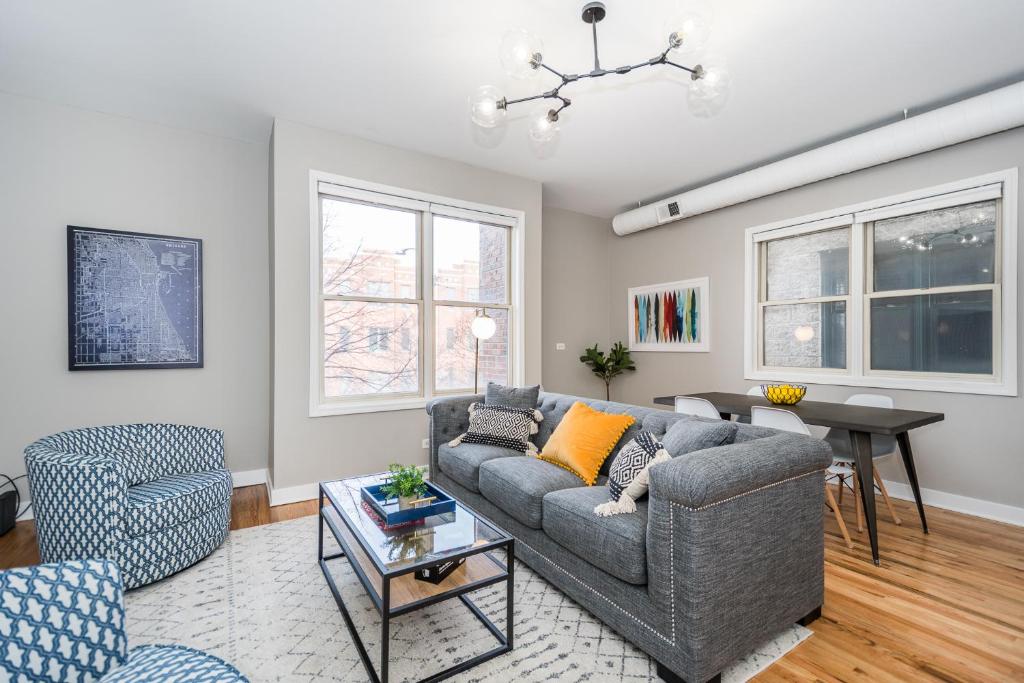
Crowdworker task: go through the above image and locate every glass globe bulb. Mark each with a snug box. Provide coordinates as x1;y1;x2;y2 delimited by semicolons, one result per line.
471;313;497;340
687;61;731;118
528;107;560;144
500;29;544;79
665;12;710;55
468;85;507;128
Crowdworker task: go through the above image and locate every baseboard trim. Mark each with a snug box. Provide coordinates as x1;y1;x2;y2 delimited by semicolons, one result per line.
232;468;269;488
882;479;1023;527
268;481;319;507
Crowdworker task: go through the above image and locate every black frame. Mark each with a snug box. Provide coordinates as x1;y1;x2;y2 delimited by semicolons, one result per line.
318;481;514;683
67;225;204;370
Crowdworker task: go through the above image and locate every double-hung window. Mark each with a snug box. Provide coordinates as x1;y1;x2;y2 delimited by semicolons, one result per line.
746;170;1017;395
312;173;523;415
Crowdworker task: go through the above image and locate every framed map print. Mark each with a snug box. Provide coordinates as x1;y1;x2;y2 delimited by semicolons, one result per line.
627;277;710;352
67;225;203;370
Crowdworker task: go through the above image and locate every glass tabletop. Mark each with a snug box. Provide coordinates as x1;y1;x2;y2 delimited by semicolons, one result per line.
321;474;510;575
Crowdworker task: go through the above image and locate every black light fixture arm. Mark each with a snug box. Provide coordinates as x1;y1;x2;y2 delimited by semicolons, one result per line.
497;2;704;120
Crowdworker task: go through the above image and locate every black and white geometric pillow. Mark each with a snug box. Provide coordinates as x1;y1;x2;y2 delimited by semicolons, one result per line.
448;403;543;454
594;431;671;516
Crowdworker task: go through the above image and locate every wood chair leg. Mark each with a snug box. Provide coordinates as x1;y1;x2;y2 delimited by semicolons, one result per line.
825;484;854;549
874;468;902;525
853;470;865;533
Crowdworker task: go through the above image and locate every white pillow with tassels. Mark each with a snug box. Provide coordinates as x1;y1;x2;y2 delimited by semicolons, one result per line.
594;431;671;516
448;402;543;454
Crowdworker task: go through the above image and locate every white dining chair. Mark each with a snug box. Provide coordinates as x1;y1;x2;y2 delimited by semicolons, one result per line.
736;386;763;424
825;394;902;528
674;396;722;420
752;405;854;549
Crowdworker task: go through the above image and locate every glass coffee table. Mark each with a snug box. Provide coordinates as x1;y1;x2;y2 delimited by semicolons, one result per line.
318;474;514;683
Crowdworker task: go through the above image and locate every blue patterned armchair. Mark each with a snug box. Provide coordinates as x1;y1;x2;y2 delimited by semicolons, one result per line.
0;559;247;682
24;424;232;589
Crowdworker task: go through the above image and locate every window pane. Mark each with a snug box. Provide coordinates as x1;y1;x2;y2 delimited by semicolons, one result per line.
870;291;992;374
321;197;417;298
765;227;849;301
763;302;846;369
873;201;996;292
323;301;419;397
435;306;509;391
433;216;508;304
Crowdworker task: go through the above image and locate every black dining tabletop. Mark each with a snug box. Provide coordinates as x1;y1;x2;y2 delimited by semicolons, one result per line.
652;392;944;435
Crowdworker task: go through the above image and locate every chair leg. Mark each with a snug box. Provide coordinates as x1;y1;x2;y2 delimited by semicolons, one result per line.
874;468;902;525
825;484;854;549
853;470;865;533
837;474;844;506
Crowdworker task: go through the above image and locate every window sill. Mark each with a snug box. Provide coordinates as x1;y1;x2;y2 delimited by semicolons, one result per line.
746;369;1017;397
309;397;428;417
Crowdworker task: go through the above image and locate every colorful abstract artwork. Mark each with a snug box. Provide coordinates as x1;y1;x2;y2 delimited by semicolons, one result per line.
627;277;710;352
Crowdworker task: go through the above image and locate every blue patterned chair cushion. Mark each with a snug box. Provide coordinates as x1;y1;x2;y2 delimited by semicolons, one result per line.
103;645;247;682
0;559;129;681
125;469;233;539
24;424;230;590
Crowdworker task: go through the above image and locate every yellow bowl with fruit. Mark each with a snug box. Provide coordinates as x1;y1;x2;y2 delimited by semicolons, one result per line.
760;383;807;405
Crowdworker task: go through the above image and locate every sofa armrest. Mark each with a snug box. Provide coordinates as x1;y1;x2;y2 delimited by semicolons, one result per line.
648;432;832;509
425;394;482;476
24;445;128;563
644;432;832;683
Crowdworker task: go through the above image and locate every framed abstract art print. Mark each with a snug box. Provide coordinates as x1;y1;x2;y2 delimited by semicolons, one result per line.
627;277;710;352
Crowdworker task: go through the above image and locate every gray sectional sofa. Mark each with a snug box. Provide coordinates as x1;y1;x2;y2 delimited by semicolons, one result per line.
426;391;832;683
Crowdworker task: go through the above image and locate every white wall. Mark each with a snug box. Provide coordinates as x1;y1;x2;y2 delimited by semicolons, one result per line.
269;119;543;496
0;92;270;505
589;127;1024;513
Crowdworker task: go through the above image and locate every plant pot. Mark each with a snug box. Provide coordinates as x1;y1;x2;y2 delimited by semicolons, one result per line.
398;495;417;510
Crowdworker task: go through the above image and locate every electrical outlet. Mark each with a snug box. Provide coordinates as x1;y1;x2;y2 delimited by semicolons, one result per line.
421;438;429;449
555;342;566;350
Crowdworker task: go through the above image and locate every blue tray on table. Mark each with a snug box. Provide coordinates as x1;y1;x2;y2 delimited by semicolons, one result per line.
360;481;456;526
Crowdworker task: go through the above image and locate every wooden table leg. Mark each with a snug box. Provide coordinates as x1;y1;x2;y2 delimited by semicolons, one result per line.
896;432;929;533
850;430;880;565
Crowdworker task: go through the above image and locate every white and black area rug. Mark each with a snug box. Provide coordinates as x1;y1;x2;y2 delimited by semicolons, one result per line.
125;516;810;682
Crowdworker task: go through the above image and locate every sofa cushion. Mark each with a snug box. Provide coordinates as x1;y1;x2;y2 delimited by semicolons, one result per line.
126;469;233;538
543;486;649;585
437;443;523;493
103;644;247;683
660;416;738;456
485;382;540;410
479;457;584;529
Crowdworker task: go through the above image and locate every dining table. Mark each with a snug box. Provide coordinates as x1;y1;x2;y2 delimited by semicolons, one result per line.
653;391;945;565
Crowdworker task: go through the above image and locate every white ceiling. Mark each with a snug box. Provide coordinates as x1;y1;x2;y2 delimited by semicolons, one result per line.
3;0;1024;218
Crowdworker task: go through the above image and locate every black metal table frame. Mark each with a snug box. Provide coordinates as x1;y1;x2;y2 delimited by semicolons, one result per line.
318;483;515;683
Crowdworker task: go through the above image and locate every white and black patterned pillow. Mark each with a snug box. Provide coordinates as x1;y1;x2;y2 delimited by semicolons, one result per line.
595;431;671;516
448;403;543;454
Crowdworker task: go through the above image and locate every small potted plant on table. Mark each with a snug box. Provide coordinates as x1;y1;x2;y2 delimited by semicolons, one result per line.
380;464;429;510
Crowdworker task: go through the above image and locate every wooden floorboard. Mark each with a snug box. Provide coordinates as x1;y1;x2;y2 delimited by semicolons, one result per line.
1;483;1021;681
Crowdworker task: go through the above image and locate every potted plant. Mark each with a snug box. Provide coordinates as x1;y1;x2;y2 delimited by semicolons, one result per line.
380;464;428;510
579;342;637;401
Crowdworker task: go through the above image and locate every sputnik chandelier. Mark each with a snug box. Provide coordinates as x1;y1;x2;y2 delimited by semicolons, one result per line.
469;2;730;144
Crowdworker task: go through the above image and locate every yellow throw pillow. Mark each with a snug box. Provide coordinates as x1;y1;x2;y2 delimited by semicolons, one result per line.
537;402;636;485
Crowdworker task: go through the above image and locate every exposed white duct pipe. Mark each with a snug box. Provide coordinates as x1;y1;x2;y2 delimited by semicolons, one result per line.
612;81;1024;236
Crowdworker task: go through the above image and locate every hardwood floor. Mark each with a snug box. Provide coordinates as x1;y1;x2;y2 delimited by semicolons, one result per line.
2;485;1021;681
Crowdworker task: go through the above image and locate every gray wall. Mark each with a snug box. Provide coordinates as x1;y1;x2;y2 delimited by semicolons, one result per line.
270;119;543;491
541;207;612;400
0;92;270;504
584;127;1024;509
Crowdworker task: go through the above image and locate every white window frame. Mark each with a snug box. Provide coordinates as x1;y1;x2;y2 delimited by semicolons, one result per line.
744;168;1018;396
309;170;527;416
